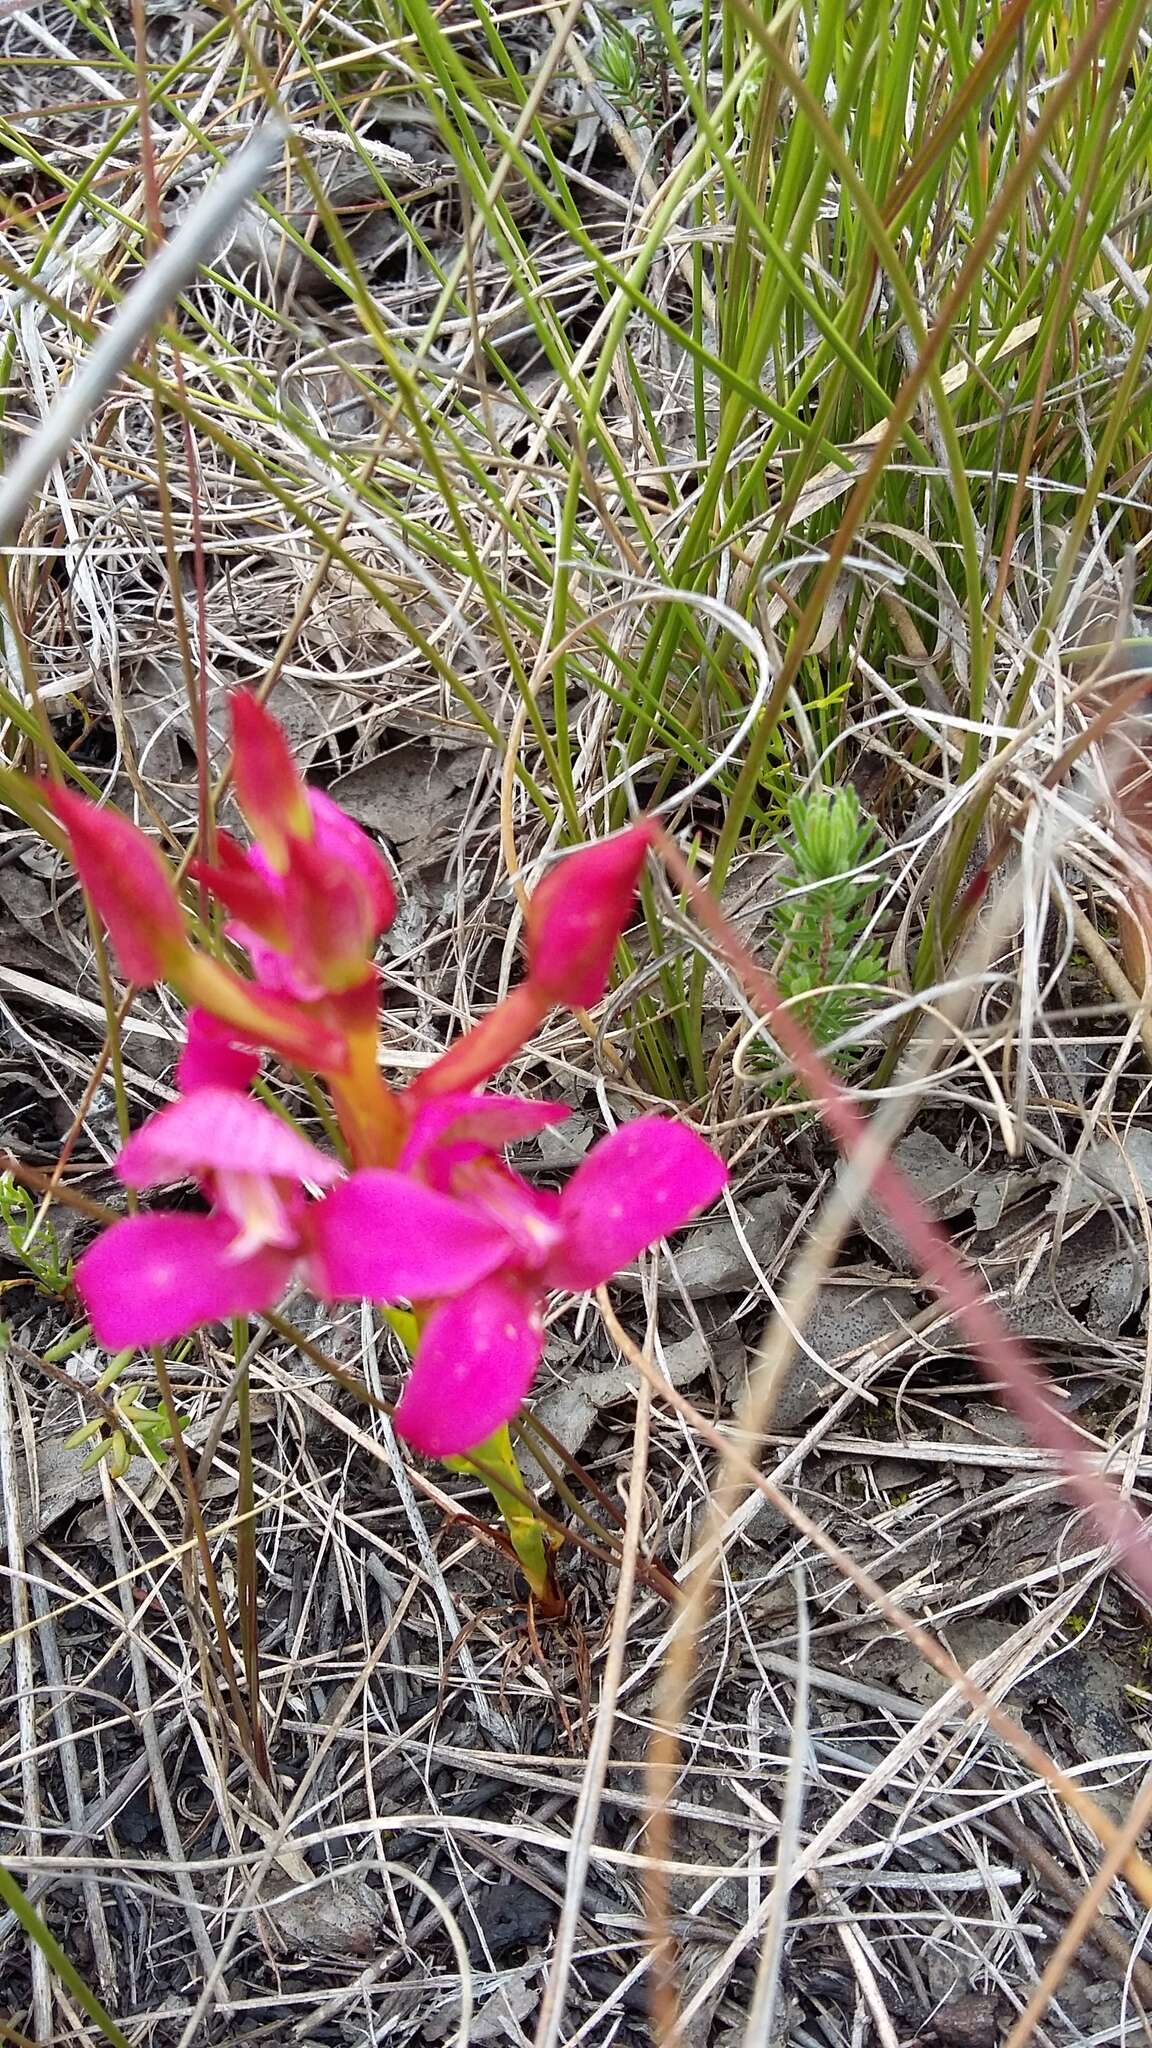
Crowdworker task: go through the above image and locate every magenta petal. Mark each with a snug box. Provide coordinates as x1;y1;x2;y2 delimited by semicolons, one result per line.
548;1116;728;1292
76;1212;292;1349
176;1010;261;1094
399;1091;570;1185
394;1276;546;1457
306;1171;512;1302
308;790;395;938
117;1089;341;1191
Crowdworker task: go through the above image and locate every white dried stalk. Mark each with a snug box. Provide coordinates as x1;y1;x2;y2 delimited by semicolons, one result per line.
0;120;287;548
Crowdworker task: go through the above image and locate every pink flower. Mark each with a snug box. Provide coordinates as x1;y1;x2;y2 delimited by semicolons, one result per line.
194;696;395;996
75;1082;517;1352
45;785;189;985
308;1093;728;1456
178;951;352;1074
75;1089;344;1349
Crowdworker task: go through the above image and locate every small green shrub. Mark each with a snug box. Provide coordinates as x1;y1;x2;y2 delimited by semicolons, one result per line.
767;787;887;1070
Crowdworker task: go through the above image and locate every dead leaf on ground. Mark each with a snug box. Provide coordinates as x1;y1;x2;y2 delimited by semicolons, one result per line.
924;1991;1004;2046
4;1414;143;1547
980;1210;1144;1342
1060;1128;1152;1211
523;1326;722;1485
739;1280;910;1430
114;662;343;824
638;1185;793;1298
445;1965;536;2042
858;1129;984;1272
259;1870;385;1957
331;732;487;866
0;862;76;963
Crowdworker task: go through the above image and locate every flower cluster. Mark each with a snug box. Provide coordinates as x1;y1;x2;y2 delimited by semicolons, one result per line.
51;695;727;1459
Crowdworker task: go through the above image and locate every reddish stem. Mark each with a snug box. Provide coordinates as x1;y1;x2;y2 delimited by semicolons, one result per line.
412;982;551;1101
654;824;1152;1611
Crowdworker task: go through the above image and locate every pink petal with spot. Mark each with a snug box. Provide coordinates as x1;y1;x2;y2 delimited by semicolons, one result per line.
176;1010;261;1094
117;1089;341;1191
77;1212;293;1349
548;1116;728;1292
393;1275;546;1457
400;1091;569;1186
306;1171;513;1302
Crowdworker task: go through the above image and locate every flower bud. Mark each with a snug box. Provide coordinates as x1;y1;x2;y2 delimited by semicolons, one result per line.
524;824;652;1007
46;786;188;985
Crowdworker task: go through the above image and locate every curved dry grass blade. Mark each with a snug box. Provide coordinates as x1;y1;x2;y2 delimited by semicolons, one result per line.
1002;1763;1152;2046
740;1568;810;2047
598;1302;1152;2006
0;1353;50;2039
533;1308;655;2048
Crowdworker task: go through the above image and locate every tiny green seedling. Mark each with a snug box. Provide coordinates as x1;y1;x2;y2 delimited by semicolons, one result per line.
66;1352;184;1479
766;786;888;1075
0;1174;70;1296
592;16;667;117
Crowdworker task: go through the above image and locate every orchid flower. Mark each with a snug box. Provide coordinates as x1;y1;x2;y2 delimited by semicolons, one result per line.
192;694;396;1000
75;1069;520;1352
46;784;190;986
78;1006;306;1347
45;694;396;1084
75;1088;345;1349
43;696;729;1608
308;1092;728;1456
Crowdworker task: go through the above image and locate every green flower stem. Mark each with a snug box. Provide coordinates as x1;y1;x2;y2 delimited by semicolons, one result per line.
447;1424;564;1617
381;1309;563;1614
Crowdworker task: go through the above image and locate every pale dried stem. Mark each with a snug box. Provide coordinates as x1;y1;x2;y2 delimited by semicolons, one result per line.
637;837;1028;2029
533;1292;655;2048
1002;1762;1152;2046
27;1573;117;1997
98;1463;222;1991
0;123;286;549
740;1569;810;2046
597;1301;1152;1984
0;1356;51;2038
